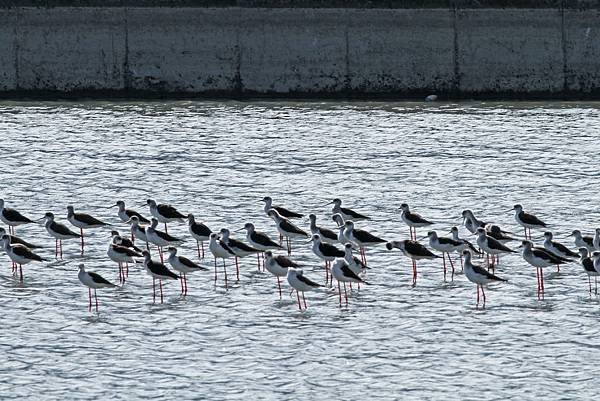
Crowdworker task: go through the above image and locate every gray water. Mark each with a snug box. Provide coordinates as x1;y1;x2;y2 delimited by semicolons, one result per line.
0;100;599;400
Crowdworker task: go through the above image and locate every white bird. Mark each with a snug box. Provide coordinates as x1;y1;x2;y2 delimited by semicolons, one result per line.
309;214;338;243
220;228;260;281
570;230;595;253
426;230;463;280
519;240;569;299
580;248;599;295
511;204;547;240
386;240;440;286
165;247;208;295
141;250;180;304
461;210;486;234
267;209;309;255
462;250;506;306
107;234;143;284
208;233;236;288
331;259;368;307
327;198;370;221
146;218;183;262
475;227;516;271
146;199;186;234
188;213;212;259
1;234;45;282
286;268;322;311
41;212;81;260
78;264;117;312
343;220;386;265
400;203;433;240
264;250;300;299
332;213;351;244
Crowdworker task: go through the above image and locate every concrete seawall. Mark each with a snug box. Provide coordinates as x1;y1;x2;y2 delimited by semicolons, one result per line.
1;1;599;99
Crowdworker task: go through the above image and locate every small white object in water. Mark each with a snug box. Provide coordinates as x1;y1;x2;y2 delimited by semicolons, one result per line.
425;94;438;102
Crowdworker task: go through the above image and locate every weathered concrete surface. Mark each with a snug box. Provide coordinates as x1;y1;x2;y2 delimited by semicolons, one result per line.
17;7;125;91
0;5;600;98
564;8;600;93
239;9;347;94
457;9;564;95
347;9;455;94
127;8;239;92
0;9;16;91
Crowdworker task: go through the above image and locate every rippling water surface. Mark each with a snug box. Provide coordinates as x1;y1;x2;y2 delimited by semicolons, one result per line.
1;100;600;400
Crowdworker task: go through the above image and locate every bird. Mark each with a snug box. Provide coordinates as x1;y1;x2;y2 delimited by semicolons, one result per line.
511;204;547;240
519;240;569;299
146;199;186;234
267;209;309;255
66;205;109;254
462;250;506;306
449;226;480;270
486;225;517;244
112;200;150;225
331;259;368;307
570;230;595;253
126;216;150;249
241;222;283;270
0;199;34;235
400;203;433;240
208;233;236;288
1;234;45;282
343;243;369;276
461;210;486;234
165;247;208;295
426;230;463;281
261;196;303;219
579;248;599;295
264;250;300;299
141;250;180;304
220;228;260;281
110;230;142;253
146;218;183;262
327;198;370;221
342;220;385;264
309;234;345;285
308;214;338;243
286;268;322;311
543;231;580;271
78;264;117;312
107;234;143;284
188;213;212;259
475;227;516;271
41;212;81;260
386;240;441;285
332;213;351;244
0;227;42;249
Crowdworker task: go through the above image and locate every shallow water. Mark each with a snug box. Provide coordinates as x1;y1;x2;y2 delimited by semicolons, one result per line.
0;100;599;400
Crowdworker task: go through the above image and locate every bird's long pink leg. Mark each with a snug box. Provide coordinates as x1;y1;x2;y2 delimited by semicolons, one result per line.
118;262;122;284
325;261;329;284
60;240;63;259
476;285;479;304
131;233;135;243
197;241;201;259
589;276;592;295
185;273;188;294
125;263;129;279
524;227;527;240
343;283;348;306
337;280;342;307
80;228;84;254
235;257;240;281
88;288;92;311
460;254;464;271
55;239;58;258
412;260;417;285
540;269;545;294
164;223;168;234
257;253;261;271
180;276;184;293
442;253;447;281
481;286;486;305
447;253;455;280
296;290;302;310
277;276;282;299
160;280;164;303
201;242;205;259
302;292;307;309
557;264;560;273
214;257;218;282
223;259;228;289
158;247;164;263
153;278;156;303
95;289;99;312
595;277;598;295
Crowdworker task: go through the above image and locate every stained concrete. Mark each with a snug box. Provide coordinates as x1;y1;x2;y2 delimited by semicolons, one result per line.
0;5;599;98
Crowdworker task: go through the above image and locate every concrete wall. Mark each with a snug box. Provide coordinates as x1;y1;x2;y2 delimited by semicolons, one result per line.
0;3;599;98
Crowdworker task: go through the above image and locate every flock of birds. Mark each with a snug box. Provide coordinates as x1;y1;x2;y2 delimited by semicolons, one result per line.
1;196;600;312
